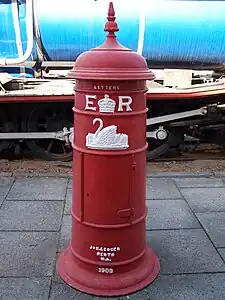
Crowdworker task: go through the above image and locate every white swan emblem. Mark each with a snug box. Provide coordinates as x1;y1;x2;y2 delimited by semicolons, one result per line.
86;118;129;150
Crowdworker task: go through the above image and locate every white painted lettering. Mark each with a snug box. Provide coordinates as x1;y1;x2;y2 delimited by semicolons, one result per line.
85;95;133;113
89;244;121;263
101;257;111;262
101;257;109;261
118;96;133;112
85;95;97;111
93;85;120;91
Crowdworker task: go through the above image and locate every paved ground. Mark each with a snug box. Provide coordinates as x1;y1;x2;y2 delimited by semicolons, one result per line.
0;172;225;300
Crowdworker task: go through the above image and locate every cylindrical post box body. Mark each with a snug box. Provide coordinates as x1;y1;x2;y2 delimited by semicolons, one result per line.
57;2;160;296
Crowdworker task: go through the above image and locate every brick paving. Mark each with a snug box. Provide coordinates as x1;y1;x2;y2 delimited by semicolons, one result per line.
0;173;225;299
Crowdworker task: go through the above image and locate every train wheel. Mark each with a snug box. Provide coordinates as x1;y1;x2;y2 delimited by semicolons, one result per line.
0;110;18;154
146;126;184;161
24;105;73;161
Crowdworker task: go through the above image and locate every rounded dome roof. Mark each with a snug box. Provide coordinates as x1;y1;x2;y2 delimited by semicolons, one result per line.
68;2;155;81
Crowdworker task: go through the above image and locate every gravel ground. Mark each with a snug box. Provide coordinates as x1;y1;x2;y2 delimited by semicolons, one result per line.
1;158;225;175
1;142;225;175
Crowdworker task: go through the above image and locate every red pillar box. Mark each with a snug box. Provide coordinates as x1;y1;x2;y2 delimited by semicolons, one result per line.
57;2;160;296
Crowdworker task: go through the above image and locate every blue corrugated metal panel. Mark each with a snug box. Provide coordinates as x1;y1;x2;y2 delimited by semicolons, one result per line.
143;1;225;63
0;2;18;59
1;0;225;65
36;0;140;60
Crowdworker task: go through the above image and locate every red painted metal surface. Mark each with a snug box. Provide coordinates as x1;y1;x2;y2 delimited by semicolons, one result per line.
57;2;159;296
0;95;73;103
147;89;225;99
1;86;225;104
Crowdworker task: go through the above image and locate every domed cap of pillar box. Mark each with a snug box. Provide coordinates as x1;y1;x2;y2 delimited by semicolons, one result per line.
68;2;155;81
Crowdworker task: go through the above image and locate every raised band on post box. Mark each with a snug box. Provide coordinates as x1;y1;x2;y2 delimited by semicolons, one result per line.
57;2;160;296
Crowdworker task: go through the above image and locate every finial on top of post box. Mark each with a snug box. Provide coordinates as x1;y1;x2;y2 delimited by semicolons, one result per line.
104;2;119;37
68;0;155;80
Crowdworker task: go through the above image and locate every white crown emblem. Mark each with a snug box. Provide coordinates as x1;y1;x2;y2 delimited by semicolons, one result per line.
98;94;116;113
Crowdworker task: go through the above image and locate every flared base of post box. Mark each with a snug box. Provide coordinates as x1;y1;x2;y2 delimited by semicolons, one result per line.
57;245;160;297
